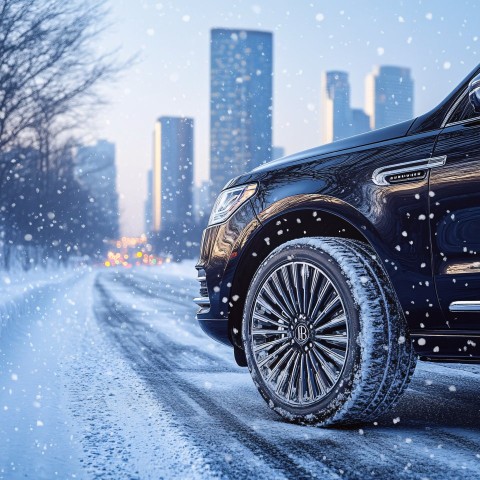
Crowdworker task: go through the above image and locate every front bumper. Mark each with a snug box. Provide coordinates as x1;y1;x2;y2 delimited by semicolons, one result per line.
194;200;260;346
193;268;230;344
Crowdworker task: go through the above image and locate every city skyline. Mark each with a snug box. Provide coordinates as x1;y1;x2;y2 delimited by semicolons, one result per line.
321;66;414;143
94;0;480;235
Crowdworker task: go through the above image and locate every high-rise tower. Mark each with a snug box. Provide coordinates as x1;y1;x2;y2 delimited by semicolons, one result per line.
365;66;414;130
152;116;194;233
321;71;352;144
210;28;273;204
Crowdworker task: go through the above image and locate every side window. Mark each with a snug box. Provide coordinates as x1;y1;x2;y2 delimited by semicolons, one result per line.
448;92;476;124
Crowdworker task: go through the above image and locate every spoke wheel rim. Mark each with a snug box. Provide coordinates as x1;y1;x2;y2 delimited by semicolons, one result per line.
250;261;349;407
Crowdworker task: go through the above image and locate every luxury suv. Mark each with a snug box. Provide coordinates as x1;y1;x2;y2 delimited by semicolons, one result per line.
195;65;480;426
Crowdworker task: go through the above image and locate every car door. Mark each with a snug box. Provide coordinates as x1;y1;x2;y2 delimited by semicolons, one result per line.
430;91;480;329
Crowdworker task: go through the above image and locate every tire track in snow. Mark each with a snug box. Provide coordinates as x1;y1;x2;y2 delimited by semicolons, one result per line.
115;271;197;308
111;272;238;374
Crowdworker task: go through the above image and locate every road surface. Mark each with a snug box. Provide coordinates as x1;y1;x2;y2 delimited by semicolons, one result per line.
1;264;480;479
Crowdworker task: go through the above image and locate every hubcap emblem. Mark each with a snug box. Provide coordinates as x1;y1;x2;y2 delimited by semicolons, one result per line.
294;323;309;345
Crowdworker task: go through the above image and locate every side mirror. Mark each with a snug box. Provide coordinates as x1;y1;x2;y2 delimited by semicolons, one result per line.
468;74;480;113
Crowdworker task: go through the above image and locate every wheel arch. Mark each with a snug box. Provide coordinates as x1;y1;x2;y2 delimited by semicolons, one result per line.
228;198;383;352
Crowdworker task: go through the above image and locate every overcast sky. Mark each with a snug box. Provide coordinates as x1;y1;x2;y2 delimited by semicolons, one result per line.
92;0;479;235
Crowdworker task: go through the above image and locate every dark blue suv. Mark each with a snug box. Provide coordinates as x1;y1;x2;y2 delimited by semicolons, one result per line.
195;65;480;426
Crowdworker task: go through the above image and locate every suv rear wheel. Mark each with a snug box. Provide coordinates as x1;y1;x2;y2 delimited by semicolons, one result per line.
242;237;416;426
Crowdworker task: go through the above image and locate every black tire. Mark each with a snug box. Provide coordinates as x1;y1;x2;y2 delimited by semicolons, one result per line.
242;237;417;426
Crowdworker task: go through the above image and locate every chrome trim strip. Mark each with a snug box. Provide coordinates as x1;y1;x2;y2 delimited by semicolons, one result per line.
445;261;480;275
411;332;480;338
194;296;210;307
449;301;480;312
372;155;447;186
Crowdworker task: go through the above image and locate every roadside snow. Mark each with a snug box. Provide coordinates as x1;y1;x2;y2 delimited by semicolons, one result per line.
0;267;86;339
0;268;213;480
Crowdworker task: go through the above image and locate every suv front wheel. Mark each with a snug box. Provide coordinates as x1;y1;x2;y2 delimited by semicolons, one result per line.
242;237;416;426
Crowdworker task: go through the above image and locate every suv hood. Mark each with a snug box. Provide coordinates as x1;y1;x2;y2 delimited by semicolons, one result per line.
253;118;415;173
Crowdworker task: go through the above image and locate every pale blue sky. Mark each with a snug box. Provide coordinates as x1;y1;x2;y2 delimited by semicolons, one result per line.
93;0;479;235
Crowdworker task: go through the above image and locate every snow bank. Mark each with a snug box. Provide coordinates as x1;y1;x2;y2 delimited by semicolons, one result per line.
0;266;87;338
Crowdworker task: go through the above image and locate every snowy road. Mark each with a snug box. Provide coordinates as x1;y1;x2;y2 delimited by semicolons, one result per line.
1;265;480;479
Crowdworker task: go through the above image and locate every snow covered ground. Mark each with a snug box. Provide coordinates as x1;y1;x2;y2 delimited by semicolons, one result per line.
1;263;480;479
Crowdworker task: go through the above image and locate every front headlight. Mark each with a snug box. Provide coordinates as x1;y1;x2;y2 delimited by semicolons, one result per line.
208;183;257;226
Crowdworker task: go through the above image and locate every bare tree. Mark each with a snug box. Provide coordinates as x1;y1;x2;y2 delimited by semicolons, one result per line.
0;0;128;270
0;0;124;154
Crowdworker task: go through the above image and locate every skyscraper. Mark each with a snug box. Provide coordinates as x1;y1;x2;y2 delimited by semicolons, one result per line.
321;71;352;144
75;139;119;239
365;66;414;130
152;116;194;234
210;28;273;203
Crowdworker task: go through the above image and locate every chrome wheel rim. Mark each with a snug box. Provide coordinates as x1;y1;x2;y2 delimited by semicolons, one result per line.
251;261;349;407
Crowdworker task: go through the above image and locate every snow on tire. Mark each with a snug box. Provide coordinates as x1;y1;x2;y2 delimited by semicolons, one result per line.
242;237;417;426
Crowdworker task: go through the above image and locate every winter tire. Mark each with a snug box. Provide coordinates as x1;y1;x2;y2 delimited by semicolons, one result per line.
242;237;417;426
